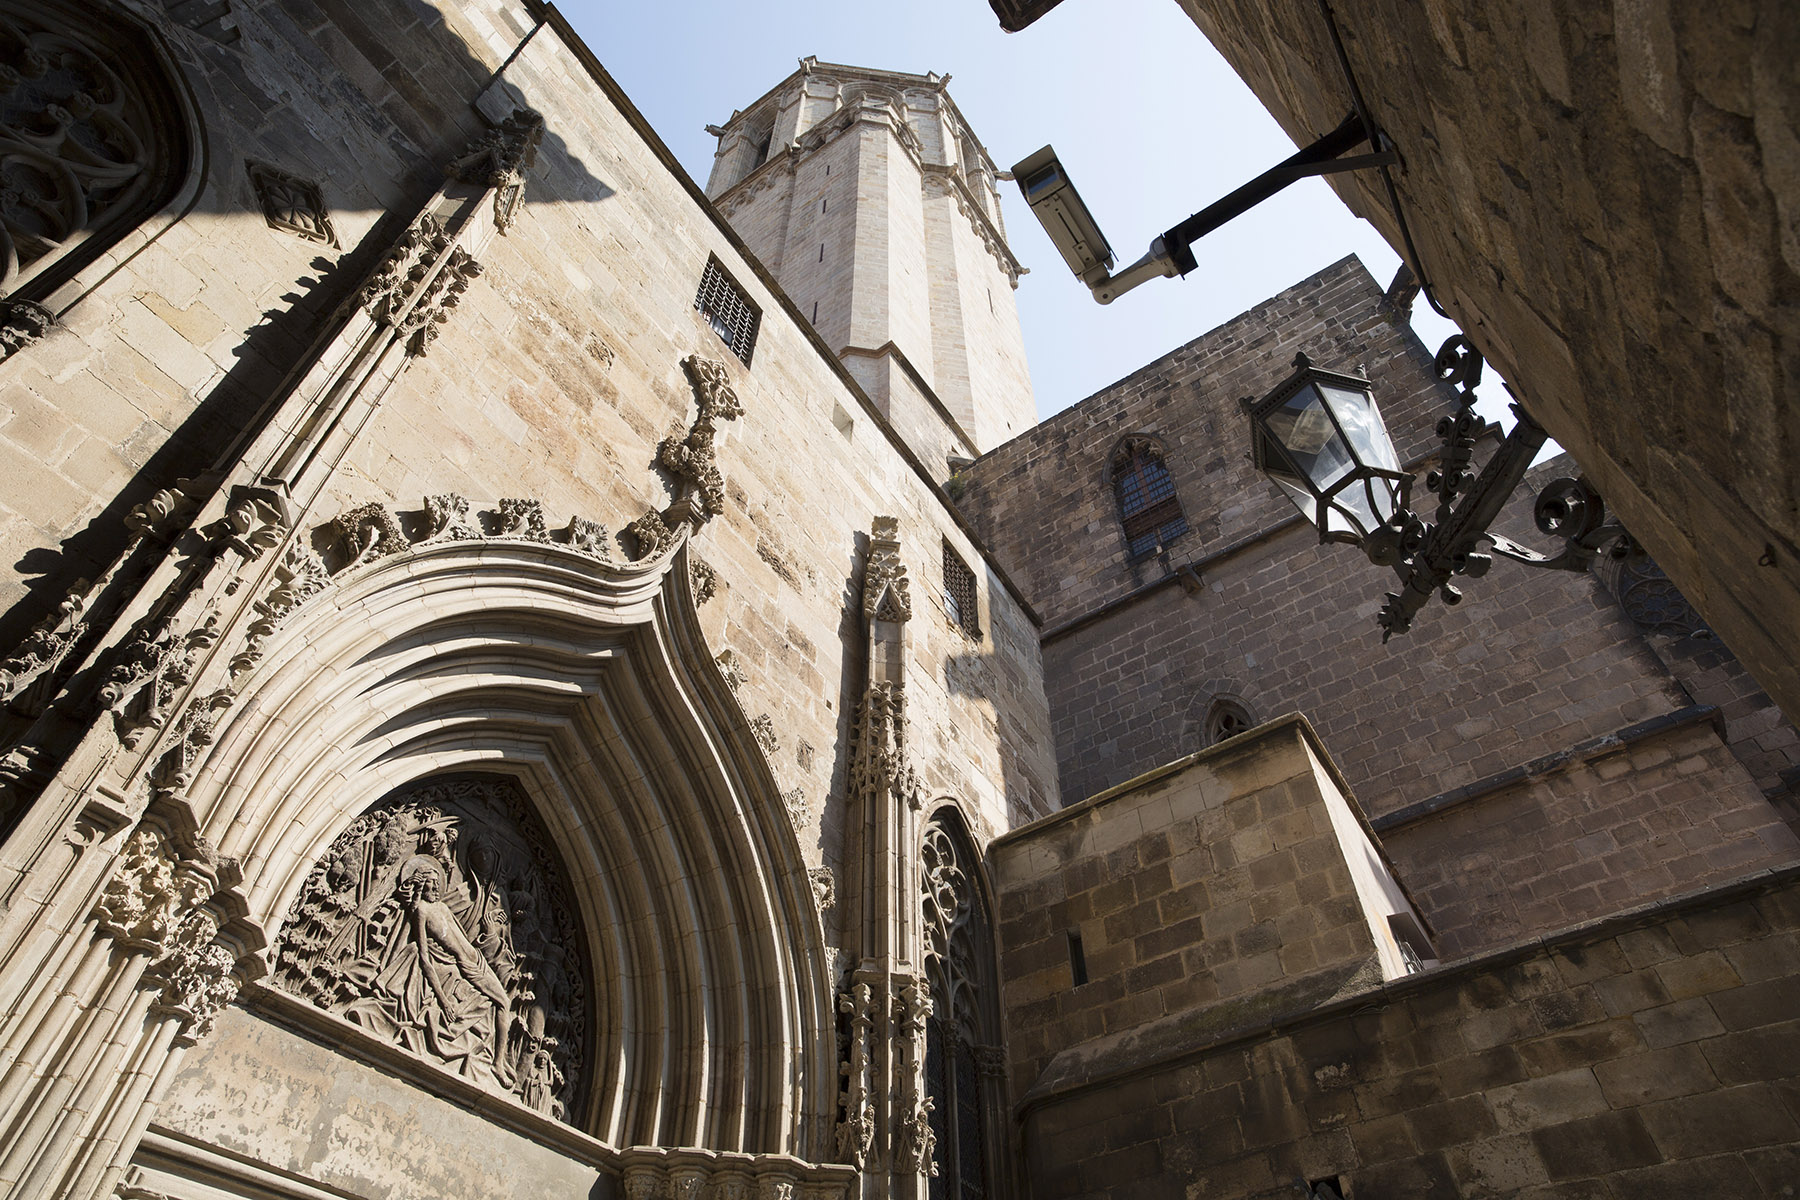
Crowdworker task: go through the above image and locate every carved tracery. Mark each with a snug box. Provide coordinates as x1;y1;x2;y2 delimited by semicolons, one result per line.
0;0;190;303
273;774;590;1123
920;817;1002;1200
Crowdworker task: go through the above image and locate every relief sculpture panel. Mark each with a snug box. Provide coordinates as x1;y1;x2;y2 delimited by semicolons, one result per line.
272;775;590;1122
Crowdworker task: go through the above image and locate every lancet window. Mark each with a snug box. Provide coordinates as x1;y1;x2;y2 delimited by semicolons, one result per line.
921;814;1004;1200
272;774;591;1125
1112;435;1188;559
0;0;192;304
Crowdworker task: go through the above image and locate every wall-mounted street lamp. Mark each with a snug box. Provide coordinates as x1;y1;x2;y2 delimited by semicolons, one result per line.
1245;338;1639;640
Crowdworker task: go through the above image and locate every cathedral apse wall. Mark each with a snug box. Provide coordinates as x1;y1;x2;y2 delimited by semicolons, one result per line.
0;1;1054;1196
956;257;1800;958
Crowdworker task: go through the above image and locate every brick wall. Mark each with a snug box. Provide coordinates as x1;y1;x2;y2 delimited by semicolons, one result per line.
1008;859;1800;1199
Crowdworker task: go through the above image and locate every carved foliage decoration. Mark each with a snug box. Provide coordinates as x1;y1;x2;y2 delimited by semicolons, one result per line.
626;508;674;560
92;826;213;952
851;682;920;812
359;212;482;357
450;109;544;235
864;516;911;621
833;980;875;1168
658;355;745;520
0;576;87;715
0;3;179;298
273;775;589;1122
95;824;245;1044
246;161;337;247
149;910;239;1045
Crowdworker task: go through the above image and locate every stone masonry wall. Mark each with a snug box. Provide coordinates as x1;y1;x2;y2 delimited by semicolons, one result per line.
1377;712;1800;958
989;718;1422;1104
1171;0;1800;727
1008;863;1800;1199
956;257;1454;630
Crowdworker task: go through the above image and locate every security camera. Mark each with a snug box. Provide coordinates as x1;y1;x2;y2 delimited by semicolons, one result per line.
1012;145;1177;304
1012;146;1114;286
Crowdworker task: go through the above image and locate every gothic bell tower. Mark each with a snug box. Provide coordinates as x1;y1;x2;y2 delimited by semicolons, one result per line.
706;59;1036;467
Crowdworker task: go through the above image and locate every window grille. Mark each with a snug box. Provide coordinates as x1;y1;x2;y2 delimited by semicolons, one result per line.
942;542;979;636
695;256;760;366
1112;438;1188;559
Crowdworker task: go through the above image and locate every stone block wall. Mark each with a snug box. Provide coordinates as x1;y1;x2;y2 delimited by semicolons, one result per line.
1376;710;1800;958
1169;0;1800;727
1006;858;1800;1199
989;717;1430;1103
958;257;1454;630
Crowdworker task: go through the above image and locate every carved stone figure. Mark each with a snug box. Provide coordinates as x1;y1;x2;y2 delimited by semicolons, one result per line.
273;775;587;1121
750;713;780;755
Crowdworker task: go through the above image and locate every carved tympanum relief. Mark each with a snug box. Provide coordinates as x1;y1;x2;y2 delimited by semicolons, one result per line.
273;775;589;1122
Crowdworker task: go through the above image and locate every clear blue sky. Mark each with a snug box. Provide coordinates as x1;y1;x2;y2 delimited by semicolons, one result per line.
565;0;1473;423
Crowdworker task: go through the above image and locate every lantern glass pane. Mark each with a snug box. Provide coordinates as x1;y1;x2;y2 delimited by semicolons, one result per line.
1265;463;1318;526
1323;476;1385;539
1320;383;1399;472
1266;386;1354;495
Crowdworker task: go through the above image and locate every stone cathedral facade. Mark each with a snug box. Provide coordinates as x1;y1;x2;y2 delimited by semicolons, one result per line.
0;2;1797;1198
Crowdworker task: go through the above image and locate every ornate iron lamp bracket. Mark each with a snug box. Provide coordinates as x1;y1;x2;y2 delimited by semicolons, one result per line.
1373;338;1638;640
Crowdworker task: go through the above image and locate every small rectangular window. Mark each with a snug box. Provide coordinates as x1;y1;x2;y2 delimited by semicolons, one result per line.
942;541;980;637
695;255;761;366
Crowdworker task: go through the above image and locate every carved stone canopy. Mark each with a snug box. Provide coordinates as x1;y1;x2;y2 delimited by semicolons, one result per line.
272;774;591;1123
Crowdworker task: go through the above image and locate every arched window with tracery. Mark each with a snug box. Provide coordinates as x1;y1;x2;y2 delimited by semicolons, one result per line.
1111;435;1187;559
0;0;194;311
921;812;1006;1200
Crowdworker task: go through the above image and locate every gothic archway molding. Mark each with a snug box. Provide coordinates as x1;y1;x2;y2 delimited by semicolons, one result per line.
188;532;834;1159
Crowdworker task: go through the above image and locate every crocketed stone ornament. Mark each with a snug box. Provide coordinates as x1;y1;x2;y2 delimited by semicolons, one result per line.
273;775;590;1121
